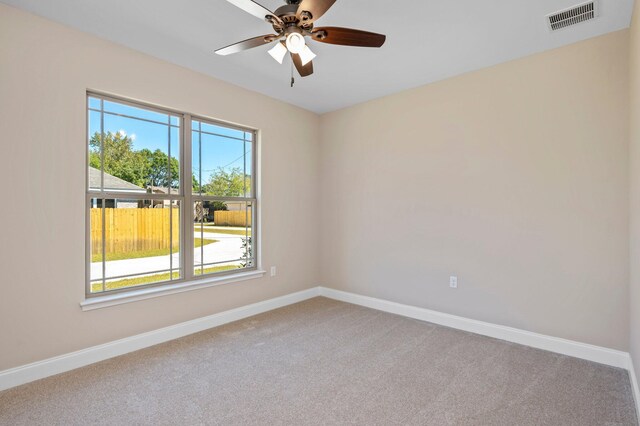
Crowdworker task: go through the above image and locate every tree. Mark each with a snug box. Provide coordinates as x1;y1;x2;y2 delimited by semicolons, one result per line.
143;148;179;189
203;167;251;197
240;237;253;268
90;131;147;187
89;132;179;188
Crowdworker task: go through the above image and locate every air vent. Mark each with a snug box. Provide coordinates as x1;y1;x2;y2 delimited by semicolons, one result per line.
547;1;597;31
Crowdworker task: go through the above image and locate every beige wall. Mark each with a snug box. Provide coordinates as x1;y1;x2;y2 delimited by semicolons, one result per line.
320;30;630;350
630;2;640;383
0;2;635;372
0;4;320;370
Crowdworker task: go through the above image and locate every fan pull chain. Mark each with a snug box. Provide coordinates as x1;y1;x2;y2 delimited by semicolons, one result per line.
290;60;295;88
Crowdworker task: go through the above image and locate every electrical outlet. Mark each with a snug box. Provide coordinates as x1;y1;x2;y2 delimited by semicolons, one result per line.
449;276;458;288
270;266;277;277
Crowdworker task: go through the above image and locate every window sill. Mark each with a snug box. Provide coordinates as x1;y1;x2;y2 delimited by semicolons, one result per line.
80;270;267;311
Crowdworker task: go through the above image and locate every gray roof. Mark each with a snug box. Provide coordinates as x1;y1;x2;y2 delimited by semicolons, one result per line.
89;167;145;192
147;186;170;194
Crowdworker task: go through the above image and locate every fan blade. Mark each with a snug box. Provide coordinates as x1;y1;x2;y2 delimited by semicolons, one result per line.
296;0;337;25
312;27;386;48
291;53;314;77
225;0;283;26
215;34;277;56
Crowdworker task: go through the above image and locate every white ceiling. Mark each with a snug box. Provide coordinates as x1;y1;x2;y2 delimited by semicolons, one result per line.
2;0;635;113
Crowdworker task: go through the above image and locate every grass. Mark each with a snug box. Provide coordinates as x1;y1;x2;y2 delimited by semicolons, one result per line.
92;238;218;262
194;226;251;236
194;264;239;276
91;264;240;292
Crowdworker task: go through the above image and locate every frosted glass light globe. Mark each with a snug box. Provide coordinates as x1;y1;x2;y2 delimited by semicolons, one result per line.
299;45;316;66
286;33;306;54
268;42;287;64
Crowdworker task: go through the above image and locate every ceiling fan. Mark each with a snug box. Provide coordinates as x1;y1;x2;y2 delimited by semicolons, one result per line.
215;0;386;82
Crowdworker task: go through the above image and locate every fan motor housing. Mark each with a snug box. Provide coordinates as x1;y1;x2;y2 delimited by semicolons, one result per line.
273;3;313;33
274;4;298;22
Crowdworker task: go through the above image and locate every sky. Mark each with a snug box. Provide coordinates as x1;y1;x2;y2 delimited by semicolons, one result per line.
88;96;253;188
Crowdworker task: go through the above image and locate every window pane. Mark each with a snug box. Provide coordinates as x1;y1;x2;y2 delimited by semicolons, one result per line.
94;199;181;293
244;140;253;198
88;109;103;191
193;201;253;275
201;121;244;140
192;119;251;198
200;133;247;197
192;129;202;194
88;98;181;196
103;100;169;124
89;198;104;293
194;260;244;277
170;125;181;195
88;96;101;110
102;113;173;192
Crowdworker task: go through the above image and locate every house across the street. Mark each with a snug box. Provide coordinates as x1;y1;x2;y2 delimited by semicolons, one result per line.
89;166;146;208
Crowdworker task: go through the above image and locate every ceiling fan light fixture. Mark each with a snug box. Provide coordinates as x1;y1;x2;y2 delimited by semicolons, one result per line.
268;41;288;64
285;32;306;54
217;0;387;80
299;45;316;66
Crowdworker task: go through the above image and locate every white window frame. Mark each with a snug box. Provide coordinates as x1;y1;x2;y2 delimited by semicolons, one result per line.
84;92;260;306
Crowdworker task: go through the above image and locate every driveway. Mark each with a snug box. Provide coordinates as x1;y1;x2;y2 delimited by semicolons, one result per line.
91;231;247;280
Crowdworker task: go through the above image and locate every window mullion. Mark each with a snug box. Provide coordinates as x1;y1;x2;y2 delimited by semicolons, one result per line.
168;116;173;280
183;114;194;281
191;196;257;203
99;100;106;293
198;121;203;276
97;192;182;201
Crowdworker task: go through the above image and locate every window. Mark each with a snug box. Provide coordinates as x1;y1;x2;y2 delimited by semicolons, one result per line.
87;93;256;296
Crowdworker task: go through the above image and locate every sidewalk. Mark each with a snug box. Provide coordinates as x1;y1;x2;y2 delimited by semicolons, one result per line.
91;231;246;280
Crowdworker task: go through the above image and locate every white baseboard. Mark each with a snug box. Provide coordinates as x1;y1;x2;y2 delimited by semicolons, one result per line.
0;287;320;392
0;285;634;395
318;287;630;369
629;357;640;420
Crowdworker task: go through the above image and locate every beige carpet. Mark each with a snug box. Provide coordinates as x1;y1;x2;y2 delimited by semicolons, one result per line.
0;297;637;425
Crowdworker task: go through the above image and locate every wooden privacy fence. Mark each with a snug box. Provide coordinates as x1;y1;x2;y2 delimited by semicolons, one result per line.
91;208;180;256
214;210;252;227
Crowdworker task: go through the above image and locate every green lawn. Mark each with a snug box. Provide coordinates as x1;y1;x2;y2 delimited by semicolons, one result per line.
91;264;240;292
194;226;251;236
194;264;239;276
93;238;218;262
